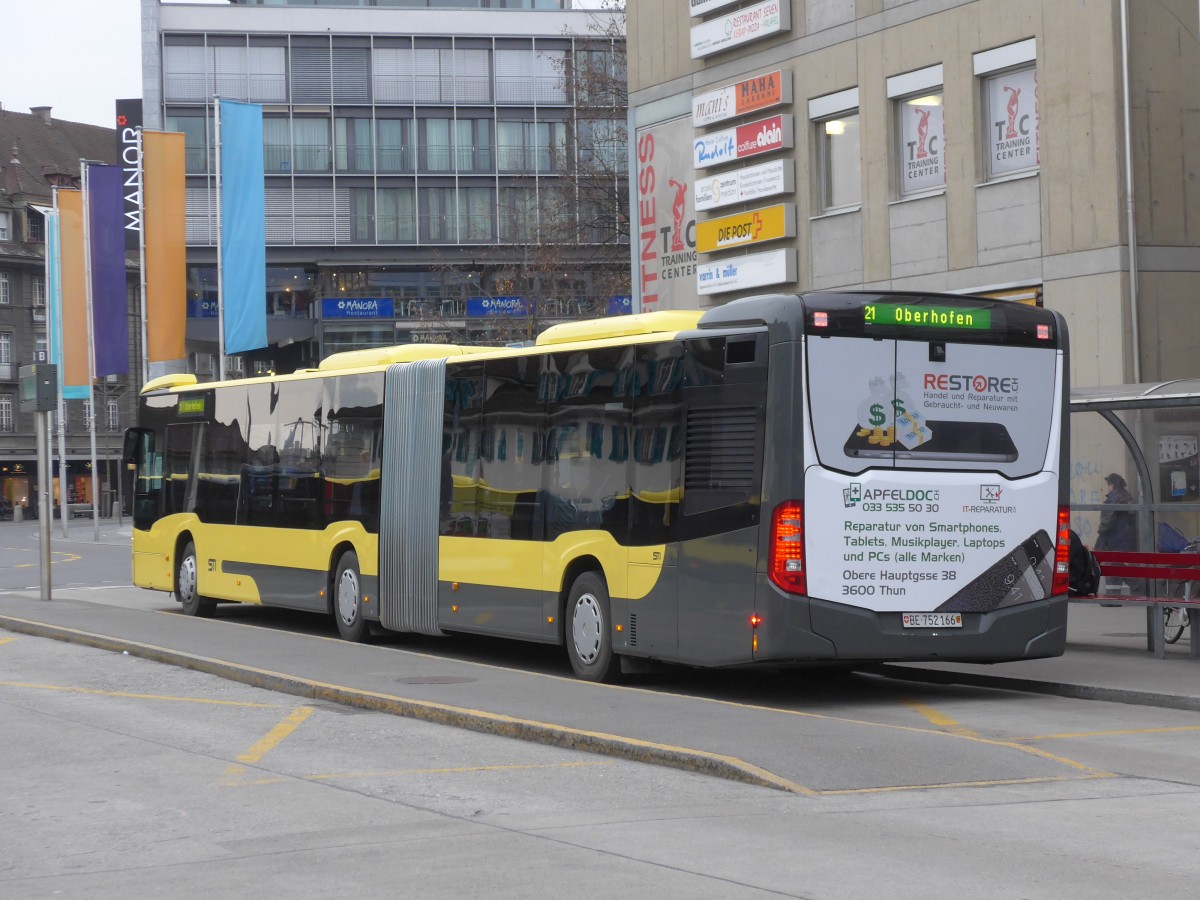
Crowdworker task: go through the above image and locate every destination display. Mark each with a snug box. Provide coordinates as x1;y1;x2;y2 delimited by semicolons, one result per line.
865;303;992;330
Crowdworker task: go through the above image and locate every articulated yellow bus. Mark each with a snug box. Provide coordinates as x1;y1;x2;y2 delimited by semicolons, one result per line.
126;291;1071;680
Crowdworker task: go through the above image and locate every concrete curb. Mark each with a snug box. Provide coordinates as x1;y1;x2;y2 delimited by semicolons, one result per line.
0;614;809;795
874;663;1200;712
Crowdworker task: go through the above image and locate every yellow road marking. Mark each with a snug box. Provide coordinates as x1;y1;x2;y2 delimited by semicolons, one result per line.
226;705;314;775
816;773;1113;796
1016;725;1200;742
900;698;979;737
226;760;614;788
0;637;17;647
0;681;278;708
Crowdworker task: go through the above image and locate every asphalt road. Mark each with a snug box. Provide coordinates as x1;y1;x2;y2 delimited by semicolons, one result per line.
2;522;1200;898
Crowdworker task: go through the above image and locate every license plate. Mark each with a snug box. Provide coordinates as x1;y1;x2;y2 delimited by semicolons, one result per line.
902;612;963;628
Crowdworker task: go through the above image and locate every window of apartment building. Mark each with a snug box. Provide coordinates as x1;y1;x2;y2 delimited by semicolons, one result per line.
460;186;496;242
293;118;332;173
35;333;47;361
0;211;10;241
83;399;94;429
163;43;208;103
0;332;11;365
419;118;455;173
263;117;291;173
454;118;493;172
376;118;414;172
32;275;45;307
975;39;1039;180
349;188;375;243
578;118;626;174
497;119;566;173
336;117;374;173
0;272;9;305
810;88;861;212
573;44;624;106
887;65;946;198
27;208;43;242
294;185;335;243
420;187;457;243
495;44;567;105
377;187;416;243
166;114;210;174
248;45;287;103
332;47;371;104
107;399;120;432
291;45;332;104
0;395;12;433
499;186;537;243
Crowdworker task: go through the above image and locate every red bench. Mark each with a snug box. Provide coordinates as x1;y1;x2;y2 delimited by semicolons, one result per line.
1070;550;1200;658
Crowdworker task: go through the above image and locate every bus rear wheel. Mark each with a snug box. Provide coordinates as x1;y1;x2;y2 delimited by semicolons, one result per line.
333;551;369;643
565;571;618;682
176;541;216;618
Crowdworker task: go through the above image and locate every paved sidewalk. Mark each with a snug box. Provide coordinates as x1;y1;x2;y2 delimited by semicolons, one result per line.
880;602;1200;710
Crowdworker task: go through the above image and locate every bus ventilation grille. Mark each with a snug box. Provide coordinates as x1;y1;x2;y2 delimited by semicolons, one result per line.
684;405;758;492
628;614;637;646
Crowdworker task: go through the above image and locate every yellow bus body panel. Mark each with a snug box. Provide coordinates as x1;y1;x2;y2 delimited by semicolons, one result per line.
439;532;664;600
132;515;377;605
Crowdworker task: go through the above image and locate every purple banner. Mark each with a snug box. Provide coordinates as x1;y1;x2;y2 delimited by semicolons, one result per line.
87;163;129;376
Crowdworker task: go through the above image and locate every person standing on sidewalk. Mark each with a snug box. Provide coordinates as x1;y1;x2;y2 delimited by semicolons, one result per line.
1096;473;1139;592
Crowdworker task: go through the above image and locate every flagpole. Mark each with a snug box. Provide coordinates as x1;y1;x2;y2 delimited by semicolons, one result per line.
80;161;102;542
48;191;69;540
137;128;149;388
214;97;225;382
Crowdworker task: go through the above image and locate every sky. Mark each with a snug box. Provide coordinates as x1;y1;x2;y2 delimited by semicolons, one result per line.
0;0;226;130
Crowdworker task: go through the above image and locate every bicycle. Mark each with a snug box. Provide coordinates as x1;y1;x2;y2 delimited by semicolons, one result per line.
1161;530;1198;645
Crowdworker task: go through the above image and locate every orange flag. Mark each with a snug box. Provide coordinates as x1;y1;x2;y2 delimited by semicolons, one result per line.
143;131;187;362
57;189;91;395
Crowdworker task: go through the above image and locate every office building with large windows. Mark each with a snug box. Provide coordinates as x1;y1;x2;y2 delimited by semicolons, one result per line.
143;0;628;377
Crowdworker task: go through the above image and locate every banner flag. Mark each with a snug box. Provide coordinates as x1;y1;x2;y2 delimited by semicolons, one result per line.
143;131;187;362
86;163;130;376
56;190;91;399
218;99;267;355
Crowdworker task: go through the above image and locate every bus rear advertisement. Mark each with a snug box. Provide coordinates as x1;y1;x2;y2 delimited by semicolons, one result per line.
126;291;1070;680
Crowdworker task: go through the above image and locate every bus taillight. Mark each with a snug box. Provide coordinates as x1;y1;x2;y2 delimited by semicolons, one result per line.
769;501;806;594
1052;506;1071;595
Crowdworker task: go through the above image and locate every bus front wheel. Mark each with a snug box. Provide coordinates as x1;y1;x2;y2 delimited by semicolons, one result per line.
176;541;216;618
565;571;618;682
333;551;369;643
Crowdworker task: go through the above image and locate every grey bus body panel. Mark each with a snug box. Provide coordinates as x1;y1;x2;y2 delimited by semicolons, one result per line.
379;360;444;636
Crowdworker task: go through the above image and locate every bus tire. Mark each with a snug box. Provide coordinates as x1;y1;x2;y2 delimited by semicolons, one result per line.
333;551;369;643
565;571;618;682
176;541;216;618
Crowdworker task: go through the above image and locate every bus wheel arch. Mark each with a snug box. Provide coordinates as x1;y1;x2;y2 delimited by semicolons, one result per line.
562;563;618;683
175;535;216;618
331;546;369;643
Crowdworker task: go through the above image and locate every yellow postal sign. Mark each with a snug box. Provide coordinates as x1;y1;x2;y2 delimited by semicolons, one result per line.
695;203;795;253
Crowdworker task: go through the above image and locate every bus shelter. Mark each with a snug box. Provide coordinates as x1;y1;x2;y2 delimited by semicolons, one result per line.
1070;381;1200;579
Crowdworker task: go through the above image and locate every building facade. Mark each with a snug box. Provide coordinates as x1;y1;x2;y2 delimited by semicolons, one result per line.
627;0;1200;391
143;0;629;379
0;106;140;517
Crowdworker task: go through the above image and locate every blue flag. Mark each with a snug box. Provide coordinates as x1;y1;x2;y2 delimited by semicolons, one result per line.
218;100;267;355
87;164;130;376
